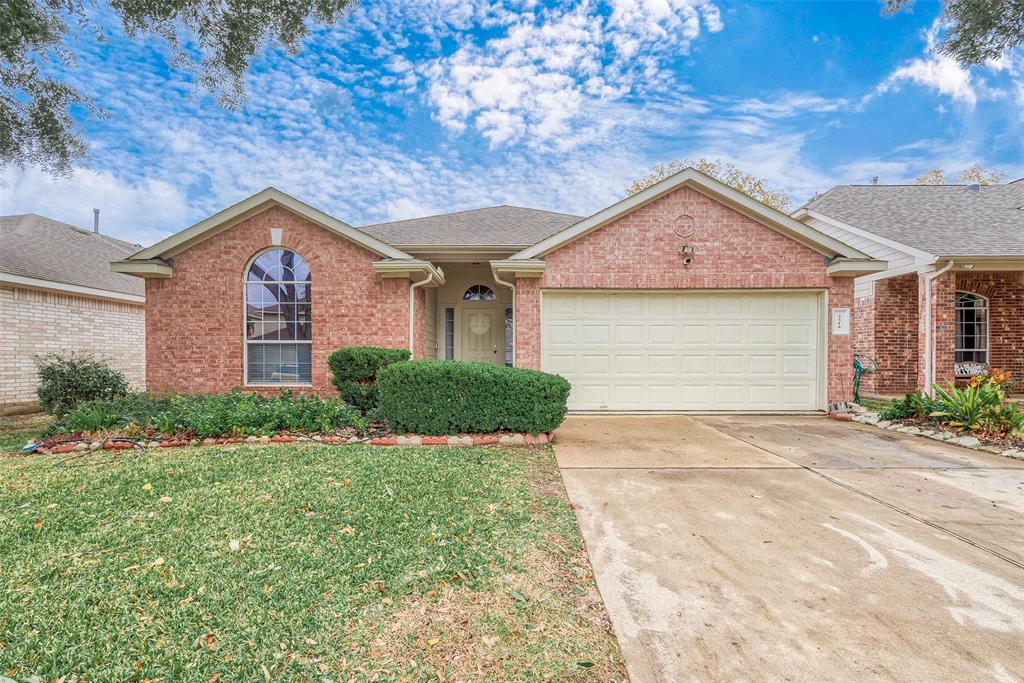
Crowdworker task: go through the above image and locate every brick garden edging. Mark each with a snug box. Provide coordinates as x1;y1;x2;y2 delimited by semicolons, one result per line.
27;432;551;455
833;408;1024;460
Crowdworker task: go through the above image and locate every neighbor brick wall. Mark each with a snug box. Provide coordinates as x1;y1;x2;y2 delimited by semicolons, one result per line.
955;271;1024;379
863;274;919;395
515;186;856;405
145;205;410;395
0;285;145;412
918;269;956;389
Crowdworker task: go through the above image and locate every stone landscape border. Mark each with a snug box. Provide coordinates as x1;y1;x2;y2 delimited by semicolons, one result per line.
29;432;552;455
833;409;1024;460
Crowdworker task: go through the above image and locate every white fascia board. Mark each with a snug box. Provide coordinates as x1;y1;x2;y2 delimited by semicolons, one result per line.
0;272;145;303
372;260;446;285
130;188;411;262
513;168;871;260
794;209;936;262
110;259;174;278
825;259;889;277
490;259;546;278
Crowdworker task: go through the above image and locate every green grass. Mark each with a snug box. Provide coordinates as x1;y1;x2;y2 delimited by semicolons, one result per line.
0;415;48;454
856;397;891;413
0;444;623;681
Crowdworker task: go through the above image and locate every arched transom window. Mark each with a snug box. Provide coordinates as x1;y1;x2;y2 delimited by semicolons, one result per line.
463;284;496;301
245;249;312;385
955;291;988;371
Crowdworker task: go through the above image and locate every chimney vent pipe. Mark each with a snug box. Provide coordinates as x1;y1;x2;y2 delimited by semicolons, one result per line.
93;208;100;234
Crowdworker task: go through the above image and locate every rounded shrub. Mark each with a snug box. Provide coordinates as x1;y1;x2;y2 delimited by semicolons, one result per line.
377;360;571;435
327;346;411;412
34;353;130;417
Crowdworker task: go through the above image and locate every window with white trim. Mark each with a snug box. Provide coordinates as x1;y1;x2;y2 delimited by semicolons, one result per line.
443;307;455;360
245;249;312;384
955;291;988;367
463;284;496;301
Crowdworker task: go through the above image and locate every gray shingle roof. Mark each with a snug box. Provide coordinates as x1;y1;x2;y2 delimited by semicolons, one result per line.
359;205;582;247
803;180;1024;256
0;214;145;297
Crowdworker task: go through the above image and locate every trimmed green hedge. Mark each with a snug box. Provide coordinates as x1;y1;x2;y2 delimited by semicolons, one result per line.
327;346;411;412
377;361;571;435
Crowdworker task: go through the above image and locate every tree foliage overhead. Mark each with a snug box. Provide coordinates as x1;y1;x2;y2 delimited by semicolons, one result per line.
884;0;1024;65
627;157;793;212
1;0;357;177
913;164;1005;185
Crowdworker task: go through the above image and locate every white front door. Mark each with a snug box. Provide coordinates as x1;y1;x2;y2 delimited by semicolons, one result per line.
542;290;823;411
462;307;502;364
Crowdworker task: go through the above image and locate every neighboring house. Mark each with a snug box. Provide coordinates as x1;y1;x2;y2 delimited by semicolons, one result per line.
794;179;1024;397
112;170;885;412
0;214;146;414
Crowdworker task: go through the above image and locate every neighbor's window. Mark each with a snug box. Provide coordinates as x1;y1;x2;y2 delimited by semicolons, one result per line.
463;284;496;301
955;291;988;367
444;307;455;360
245;249;312;384
504;307;513;366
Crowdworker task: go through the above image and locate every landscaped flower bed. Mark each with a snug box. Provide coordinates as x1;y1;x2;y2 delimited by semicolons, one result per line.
848;369;1024;459
22;389;553;455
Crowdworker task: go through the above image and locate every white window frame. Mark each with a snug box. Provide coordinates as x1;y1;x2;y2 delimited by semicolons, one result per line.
954;291;988;373
243;247;313;387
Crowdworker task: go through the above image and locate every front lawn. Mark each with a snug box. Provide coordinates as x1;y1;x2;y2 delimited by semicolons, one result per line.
0;444;623;681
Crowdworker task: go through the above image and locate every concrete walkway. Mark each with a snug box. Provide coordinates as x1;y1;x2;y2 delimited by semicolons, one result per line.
557;415;1024;682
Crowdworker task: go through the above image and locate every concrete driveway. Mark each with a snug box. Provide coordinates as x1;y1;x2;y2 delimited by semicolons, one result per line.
556;415;1024;682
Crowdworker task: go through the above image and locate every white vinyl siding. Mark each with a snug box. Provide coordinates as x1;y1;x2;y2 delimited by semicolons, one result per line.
542;291;823;412
424;288;438;358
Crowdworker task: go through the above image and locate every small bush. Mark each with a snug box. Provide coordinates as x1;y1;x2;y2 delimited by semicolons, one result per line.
49;390;367;438
878;392;941;421
35;354;130;417
328;347;411;412
377;361;571;435
932;370;1024;437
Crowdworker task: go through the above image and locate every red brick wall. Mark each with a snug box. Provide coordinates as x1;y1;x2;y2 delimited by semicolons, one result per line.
514;186;856;405
145;205;410;395
863;274;919;394
955;271;1024;379
916;270;956;389
853;293;877;394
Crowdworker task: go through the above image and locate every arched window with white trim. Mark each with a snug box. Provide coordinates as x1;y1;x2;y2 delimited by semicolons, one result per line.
463;284;496;301
245;249;312;385
955;291;988;371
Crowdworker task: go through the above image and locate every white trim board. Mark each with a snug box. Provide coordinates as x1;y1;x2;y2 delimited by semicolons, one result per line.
0;272;145;304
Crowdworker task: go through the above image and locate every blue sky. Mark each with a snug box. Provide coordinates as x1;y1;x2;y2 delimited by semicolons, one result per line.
2;0;1022;246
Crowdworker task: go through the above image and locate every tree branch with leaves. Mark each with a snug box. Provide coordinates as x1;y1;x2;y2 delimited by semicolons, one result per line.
0;0;357;178
627;157;792;212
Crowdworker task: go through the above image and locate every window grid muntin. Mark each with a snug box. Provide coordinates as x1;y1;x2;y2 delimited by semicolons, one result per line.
245;248;312;385
954;291;988;367
463;284;496;301
444;307;455;360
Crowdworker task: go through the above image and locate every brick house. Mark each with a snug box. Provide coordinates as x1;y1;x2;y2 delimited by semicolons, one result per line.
1;214;146;415
112;169;886;412
794;179;1024;397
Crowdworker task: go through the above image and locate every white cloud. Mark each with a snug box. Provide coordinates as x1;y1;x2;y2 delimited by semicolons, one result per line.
875;19;976;105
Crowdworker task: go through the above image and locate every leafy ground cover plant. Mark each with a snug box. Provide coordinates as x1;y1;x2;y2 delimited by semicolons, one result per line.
378;361;570;435
34;354;130;417
328;347;411;412
46;390;367;440
931;370;1024;437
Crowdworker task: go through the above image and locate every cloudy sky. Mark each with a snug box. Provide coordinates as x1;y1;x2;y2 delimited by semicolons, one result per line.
2;0;1022;246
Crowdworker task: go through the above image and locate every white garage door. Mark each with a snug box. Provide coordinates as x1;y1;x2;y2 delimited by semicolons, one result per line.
542;291;823;411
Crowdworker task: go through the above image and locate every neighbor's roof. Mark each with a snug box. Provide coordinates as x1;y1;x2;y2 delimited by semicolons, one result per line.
0;214;145;297
359;205;583;247
802;180;1024;257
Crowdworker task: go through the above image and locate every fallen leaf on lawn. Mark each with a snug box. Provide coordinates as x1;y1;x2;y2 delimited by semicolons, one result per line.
32;519;43;530
427;637;440;646
149;557;165;568
482;635;499;647
509;589;528;603
208;673;221;682
159;496;173;503
195;632;218;649
142;483;153;491
229;539;241;552
338;526;356;536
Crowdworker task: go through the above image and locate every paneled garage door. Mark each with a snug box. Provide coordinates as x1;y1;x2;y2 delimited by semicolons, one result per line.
541;291;823;411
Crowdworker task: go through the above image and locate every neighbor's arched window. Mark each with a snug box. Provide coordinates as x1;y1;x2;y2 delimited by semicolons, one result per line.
464;284;496;301
955;291;988;370
245;249;312;385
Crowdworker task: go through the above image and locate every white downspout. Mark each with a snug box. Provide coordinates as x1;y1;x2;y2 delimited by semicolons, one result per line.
408;271;434;356
923;260;955;395
493;269;516;366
